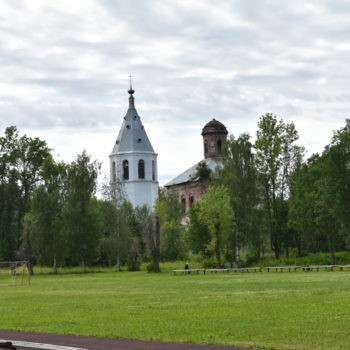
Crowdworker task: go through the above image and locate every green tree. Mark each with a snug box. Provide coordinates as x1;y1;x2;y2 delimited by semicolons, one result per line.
28;156;67;272
192;185;234;268
99;180;131;271
327;120;350;241
155;189;185;261
187;204;211;256
219;133;258;261
61;152;100;272
136;206;161;272
288;153;342;262
0;126;50;267
254;113;304;259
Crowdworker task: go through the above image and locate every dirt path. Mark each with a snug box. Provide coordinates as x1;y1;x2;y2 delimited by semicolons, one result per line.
0;330;252;350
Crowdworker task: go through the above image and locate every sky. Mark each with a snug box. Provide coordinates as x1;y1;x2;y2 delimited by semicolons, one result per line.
0;0;350;188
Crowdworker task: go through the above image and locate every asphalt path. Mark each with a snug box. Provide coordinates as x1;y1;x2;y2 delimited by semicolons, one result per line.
0;331;253;350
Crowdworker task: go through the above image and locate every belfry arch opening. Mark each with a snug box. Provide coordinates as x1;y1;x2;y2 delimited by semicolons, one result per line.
123;160;129;180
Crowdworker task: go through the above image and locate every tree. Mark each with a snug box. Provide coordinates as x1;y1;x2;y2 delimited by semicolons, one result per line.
155;189;185;261
61;151;100;272
98;200;131;270
192;185;234;268
0;127;20;260
288;153;342;262
219;133;258;261
136;206;161;272
254;113;304;259
27;156;67;272
327;120;350;238
99;180;131;270
187;204;212;256
0;126;50;267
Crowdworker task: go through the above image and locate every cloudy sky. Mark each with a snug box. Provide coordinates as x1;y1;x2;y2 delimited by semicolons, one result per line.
1;0;349;187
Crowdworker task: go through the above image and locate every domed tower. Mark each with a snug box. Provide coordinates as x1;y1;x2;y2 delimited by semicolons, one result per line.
201;119;228;159
109;85;158;209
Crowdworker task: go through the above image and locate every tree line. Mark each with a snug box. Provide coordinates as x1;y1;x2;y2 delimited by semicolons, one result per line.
0;115;349;272
188;114;350;267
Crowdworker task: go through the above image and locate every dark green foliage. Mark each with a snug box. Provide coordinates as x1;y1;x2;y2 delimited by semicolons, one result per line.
192;161;212;181
219;133;258;259
61;152;100;271
187;204;211;256
0;126;50;263
28;156;67;271
188;185;234;268
1;117;350;270
254;113;304;259
155;189;185;261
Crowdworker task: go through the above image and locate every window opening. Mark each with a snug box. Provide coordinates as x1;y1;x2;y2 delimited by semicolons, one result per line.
181;195;186;213
123;160;129;180
138;159;145;179
189;194;194;207
152;160;155;181
217;140;222;155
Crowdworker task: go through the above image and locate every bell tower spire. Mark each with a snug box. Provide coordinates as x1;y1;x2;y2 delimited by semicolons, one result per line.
128;75;135;108
109;80;158;209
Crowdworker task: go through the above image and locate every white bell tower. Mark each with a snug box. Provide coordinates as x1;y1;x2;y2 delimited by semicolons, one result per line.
109;83;158;209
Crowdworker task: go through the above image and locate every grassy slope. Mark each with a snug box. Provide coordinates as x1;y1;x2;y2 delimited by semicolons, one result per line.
0;271;349;350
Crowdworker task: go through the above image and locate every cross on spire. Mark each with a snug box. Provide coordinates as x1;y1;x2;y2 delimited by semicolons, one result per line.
128;75;135;95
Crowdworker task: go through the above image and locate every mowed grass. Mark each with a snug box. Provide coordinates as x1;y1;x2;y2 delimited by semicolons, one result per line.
0;270;350;350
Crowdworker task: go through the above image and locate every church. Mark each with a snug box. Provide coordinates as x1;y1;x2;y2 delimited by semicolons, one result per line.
110;85;228;212
165;118;228;216
109;85;158;209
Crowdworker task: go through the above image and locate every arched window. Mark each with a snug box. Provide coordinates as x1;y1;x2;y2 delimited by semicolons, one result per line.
181;195;186;213
123;160;129;180
204;140;208;155
138;159;145;179
189;194;194;207
217;140;222;155
152;160;155;181
112;161;116;182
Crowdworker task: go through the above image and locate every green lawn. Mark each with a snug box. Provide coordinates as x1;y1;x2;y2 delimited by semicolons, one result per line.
0;270;349;349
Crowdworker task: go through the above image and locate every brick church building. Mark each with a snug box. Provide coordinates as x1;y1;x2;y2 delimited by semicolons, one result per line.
165;119;228;220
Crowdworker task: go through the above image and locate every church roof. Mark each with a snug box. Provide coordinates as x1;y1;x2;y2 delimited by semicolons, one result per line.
111;89;154;154
201;118;228;135
164;158;222;187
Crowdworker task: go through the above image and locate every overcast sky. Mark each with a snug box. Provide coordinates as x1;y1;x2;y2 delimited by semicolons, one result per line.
1;0;349;187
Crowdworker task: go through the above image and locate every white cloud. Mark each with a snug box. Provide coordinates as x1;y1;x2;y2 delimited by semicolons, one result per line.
0;0;349;186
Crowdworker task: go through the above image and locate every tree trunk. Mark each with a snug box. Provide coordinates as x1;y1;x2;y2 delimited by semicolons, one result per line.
153;216;161;272
53;254;57;274
297;232;302;257
117;254;120;272
215;225;221;268
27;261;34;276
82;261;86;273
329;235;335;265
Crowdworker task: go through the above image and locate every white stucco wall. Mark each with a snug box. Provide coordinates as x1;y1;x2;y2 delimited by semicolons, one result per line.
109;150;158;209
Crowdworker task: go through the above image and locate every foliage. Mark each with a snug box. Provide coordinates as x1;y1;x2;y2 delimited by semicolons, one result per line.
155;189;185;261
135;206;161;272
191;160;212;181
99;180;131;270
0;126;50;264
190;185;235;268
220;133;258;260
61;151;100;271
1;117;350;271
187;204;211;256
27;156;67;271
254;113;304;259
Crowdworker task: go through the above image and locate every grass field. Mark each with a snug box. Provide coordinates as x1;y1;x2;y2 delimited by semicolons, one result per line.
0;270;349;350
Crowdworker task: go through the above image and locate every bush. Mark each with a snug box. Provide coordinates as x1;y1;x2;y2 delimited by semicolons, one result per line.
241;251;350;267
146;262;161;272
